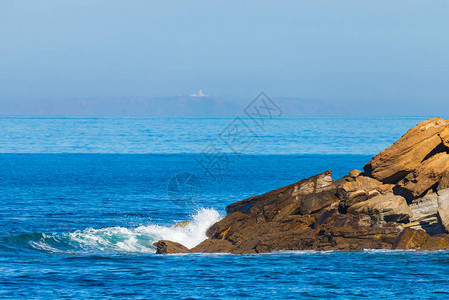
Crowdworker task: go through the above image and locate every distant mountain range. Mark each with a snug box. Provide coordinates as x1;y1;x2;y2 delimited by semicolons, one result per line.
0;96;348;116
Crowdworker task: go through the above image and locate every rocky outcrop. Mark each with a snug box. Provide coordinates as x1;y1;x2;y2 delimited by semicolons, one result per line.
155;118;449;254
364;118;448;183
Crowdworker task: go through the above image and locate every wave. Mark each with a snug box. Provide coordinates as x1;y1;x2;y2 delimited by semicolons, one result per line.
0;208;221;254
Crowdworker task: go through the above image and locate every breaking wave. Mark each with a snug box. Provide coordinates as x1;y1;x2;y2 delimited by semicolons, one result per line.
1;208;221;254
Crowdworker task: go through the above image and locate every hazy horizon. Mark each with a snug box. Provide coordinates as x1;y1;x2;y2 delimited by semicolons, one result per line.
2;1;449;115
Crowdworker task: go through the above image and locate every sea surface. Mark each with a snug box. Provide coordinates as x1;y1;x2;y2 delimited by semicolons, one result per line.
1;116;448;299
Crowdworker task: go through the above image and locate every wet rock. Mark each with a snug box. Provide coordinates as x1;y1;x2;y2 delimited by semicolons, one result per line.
420;235;449;251
364;118;448;183
207;213;317;254
315;212;401;250
154;240;191;254
206;211;257;240
347;195;412;224
392;228;430;250
190;239;236;253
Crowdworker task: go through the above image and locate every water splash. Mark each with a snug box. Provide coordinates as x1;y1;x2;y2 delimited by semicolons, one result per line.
2;208;222;254
68;207;221;253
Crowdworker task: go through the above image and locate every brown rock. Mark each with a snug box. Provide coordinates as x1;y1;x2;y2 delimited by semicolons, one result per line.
420;235;449;251
190;239;236;253
347;194;413;223
337;176;384;197
315;212;401;250
153;240;191;254
336;175;393;207
439;126;449;148
392;228;430;250
395;152;449;200
225;171;334;221
299;189;340;215
206;211;254;239
364;118;448;183
205;208;321;254
349;169;362;178
314;209;339;228
438;171;449;191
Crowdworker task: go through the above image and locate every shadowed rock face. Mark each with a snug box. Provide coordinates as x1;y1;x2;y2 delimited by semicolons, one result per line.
155;118;449;254
394;152;449;200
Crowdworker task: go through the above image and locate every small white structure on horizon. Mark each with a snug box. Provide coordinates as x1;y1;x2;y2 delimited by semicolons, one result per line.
190;89;209;97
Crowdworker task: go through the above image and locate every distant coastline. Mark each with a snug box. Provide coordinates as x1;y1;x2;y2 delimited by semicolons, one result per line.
0;95;347;116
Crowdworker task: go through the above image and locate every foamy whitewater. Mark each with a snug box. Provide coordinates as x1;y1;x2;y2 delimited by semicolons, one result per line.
26;208;221;254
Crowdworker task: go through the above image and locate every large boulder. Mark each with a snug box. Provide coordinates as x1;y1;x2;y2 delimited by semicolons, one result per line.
395;152;449;200
347;194;413;223
364;118;448;183
392;228;430;250
153;240;191;254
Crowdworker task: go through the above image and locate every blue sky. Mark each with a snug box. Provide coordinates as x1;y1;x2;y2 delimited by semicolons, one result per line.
1;1;448;114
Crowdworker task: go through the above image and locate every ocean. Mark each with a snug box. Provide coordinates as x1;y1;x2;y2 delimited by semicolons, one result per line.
1;116;448;299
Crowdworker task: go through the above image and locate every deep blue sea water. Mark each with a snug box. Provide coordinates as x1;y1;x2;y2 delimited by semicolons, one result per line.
1;116;449;299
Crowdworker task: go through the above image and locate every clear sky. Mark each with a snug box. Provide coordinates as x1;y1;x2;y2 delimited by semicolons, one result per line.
1;1;449;115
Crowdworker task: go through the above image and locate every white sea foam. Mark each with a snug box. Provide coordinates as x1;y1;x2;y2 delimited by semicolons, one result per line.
66;208;221;253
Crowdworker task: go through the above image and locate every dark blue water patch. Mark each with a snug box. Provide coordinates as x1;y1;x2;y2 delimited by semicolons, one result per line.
1;251;449;299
